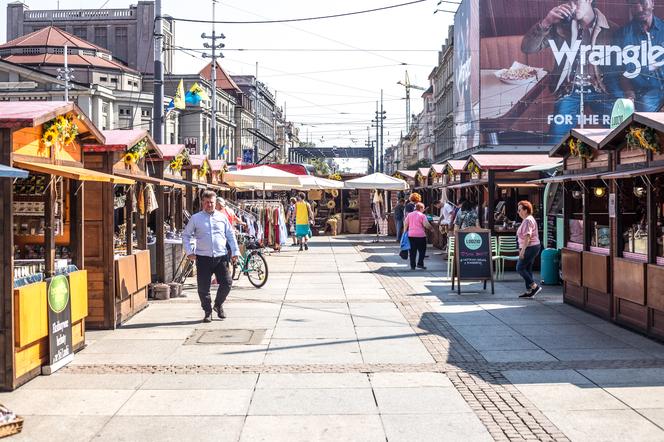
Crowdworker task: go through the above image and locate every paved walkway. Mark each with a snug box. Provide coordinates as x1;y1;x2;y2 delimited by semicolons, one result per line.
4;235;664;441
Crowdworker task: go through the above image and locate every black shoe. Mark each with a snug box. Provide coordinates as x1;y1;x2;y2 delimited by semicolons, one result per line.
299;245;303;251
203;313;212;323
213;305;226;319
304;243;309;251
411;266;416;270
530;285;542;297
416;264;427;270
519;290;533;298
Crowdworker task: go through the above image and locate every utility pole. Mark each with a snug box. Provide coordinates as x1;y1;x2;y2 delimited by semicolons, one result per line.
380;90;386;173
152;0;164;144
56;44;74;102
202;0;225;159
574;56;589;129
373;101;379;173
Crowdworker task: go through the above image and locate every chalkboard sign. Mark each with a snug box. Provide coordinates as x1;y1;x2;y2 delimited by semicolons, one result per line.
43;275;74;374
452;227;494;294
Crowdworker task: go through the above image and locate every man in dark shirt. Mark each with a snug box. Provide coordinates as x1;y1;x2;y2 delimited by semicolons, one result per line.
614;0;664;111
394;198;405;242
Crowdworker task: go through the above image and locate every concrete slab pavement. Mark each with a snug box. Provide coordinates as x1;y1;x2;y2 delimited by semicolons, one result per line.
3;235;664;441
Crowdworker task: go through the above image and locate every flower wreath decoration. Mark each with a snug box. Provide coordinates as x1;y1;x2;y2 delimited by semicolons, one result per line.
168;151;189;173
626;126;662;154
197;160;210;179
568;138;594;160
42;114;79;149
122;138;148;165
467;162;481;176
328;173;342;181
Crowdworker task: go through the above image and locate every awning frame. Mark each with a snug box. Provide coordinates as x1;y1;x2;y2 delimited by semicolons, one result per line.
13;160;135;185
599;165;664;180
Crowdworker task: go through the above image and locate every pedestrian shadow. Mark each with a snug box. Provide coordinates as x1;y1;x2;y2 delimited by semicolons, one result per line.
120;319;202;329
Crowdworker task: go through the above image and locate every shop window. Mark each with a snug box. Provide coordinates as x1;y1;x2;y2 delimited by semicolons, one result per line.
588;180;609;251
620;178;648;258
568;181;584;248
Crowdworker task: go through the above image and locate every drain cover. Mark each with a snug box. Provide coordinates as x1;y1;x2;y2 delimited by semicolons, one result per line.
185;329;265;345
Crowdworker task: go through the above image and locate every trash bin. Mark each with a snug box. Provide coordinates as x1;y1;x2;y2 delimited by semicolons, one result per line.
540;248;560;285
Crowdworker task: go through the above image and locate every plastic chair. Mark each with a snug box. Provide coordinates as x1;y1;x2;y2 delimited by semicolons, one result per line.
446;236;455;277
495;236;520;280
490;236;498;275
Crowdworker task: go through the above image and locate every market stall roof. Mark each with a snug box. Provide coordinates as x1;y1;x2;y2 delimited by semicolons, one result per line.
594;112;664;150
188;154;208;168
207;183;231;191
0;164;28;178
164;176;206;189
298;175;344;190
600;165;664;180
395;170;417;179
446;180;489;189
516;162;563;173
223;165;303;188
495;182;543;188
430;164;446;175
533;171;603;184
155;144;186;159
344;172;409;190
82;129;158;155
550;128;612;156
14;160;135;184
208;159;226;172
444;160;467;172
0;101;105;144
464;154;559;171
113;170;181;188
417;167;430;176
238;163;313;175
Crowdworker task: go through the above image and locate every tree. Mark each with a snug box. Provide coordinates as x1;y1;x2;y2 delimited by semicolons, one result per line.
408;158;432;169
309;158;331;176
299;141;316;147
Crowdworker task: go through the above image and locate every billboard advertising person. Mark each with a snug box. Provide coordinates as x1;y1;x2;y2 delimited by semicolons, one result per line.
521;0;617;140
613;0;664;111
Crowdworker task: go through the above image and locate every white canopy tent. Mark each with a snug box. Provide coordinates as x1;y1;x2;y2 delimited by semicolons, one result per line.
298;175;344;190
223;165;303;189
344;172;409;191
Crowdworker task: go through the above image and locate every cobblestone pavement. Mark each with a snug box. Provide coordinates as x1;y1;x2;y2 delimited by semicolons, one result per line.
4;236;664;441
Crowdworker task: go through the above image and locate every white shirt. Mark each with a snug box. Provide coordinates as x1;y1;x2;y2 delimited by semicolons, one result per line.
182;210;240;258
441;202;456;226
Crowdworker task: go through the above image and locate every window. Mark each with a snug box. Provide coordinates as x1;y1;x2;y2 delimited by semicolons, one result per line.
94;27;108;49
141;108;150;118
119;107;132;117
110;78;118;84
99;76;107;83
115;27;128;63
619;178;648;257
73;27;87;40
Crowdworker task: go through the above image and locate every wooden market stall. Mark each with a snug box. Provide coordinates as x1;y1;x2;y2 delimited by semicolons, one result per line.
456;154;556;233
393;170;416;191
555;114;664;339
184;154;212;214
81;129;175;328
0;101;131;389
547;128;614;319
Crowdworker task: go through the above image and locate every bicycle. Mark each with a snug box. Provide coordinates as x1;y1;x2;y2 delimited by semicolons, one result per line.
231;234;269;288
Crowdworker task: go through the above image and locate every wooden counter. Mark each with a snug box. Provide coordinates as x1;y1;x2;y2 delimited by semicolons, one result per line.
114;250;150;325
13;270;88;386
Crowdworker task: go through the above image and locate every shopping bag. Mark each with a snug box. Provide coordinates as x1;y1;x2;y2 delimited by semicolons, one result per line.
399;232;410;260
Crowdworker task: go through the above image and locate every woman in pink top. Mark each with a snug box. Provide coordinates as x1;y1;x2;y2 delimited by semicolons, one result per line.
404;202;432;270
516;200;542;298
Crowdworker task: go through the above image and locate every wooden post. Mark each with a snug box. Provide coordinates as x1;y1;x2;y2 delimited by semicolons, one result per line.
69;180;84;269
582;184;590;252
175;189;183;231
487;170;495;232
154;162;166;282
44;175;56;277
184;169;194;215
136;184;148;251
125;186;133;256
0;128;15;390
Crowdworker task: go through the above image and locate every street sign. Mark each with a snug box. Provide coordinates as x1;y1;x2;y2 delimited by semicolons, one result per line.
452;227;494;295
43;275;74;374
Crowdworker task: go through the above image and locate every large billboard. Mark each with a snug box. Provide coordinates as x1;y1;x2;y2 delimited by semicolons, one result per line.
454;0;664;152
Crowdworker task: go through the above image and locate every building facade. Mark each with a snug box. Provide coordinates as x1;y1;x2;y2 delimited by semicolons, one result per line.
164;72;237;159
0;26;175;140
231;75;278;164
6;1;174;75
432;25;455;163
415;85;436;164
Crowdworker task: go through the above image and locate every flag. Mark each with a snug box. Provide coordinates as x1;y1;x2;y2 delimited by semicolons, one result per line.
185;82;209;105
220;145;229;158
173;79;185;110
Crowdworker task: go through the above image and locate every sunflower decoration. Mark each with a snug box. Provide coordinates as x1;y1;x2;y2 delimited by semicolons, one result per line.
626;126;662;154
123;138;149;166
447;167;455;182
467;162;481;178
41;114;79;149
328;173;342;181
197;161;210;179
568;138;594;160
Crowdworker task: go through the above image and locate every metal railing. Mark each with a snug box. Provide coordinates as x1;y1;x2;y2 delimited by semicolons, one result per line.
24;9;134;21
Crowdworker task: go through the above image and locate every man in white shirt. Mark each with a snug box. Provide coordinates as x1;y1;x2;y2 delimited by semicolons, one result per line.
183;191;240;322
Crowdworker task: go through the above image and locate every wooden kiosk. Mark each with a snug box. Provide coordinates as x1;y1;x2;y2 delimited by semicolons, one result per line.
0;101;129;389
183;154;212;214
548;129;614;318
81;130;174;328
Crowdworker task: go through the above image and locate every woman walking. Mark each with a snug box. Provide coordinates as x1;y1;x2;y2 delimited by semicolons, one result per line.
404;202;432;270
516;200;542;298
295;192;313;251
454;199;479;230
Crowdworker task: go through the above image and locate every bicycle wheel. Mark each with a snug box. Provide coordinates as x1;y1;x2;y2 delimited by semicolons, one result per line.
245;251;268;288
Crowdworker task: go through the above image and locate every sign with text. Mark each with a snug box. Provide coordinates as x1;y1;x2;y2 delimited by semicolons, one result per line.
453;228;494;294
43;275;74;374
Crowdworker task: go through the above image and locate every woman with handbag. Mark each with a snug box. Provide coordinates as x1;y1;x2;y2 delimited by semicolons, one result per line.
403;202;432;270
